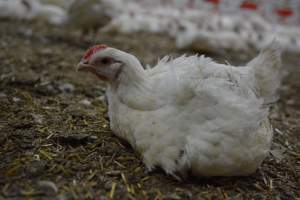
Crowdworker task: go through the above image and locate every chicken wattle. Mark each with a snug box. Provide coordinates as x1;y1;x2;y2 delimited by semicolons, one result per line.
77;41;281;178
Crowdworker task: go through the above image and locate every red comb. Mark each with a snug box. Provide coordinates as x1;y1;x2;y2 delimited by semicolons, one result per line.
276;8;293;18
83;44;108;60
240;1;257;10
205;0;220;5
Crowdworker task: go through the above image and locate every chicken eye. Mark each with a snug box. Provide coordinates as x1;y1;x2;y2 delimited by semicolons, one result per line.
101;58;111;65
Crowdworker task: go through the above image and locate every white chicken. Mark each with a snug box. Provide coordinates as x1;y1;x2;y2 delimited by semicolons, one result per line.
96;0;300;53
77;42;281;178
0;0;67;25
67;0;115;32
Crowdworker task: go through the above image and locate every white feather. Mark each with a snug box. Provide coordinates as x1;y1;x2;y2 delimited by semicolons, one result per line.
101;41;281;177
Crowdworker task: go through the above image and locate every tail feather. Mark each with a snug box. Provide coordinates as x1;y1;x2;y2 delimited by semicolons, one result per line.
247;40;282;104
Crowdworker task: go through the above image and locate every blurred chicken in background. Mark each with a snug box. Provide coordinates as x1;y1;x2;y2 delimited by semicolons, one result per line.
0;0;67;25
0;0;300;53
67;0;111;33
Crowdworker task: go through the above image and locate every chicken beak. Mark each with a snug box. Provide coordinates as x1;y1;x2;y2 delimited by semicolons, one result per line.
76;60;95;72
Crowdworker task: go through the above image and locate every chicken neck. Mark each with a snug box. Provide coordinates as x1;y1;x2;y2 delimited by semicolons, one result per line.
107;49;162;111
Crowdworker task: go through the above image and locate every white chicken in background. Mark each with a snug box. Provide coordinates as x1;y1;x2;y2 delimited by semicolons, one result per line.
66;0;143;32
33;1;67;25
0;0;67;25
77;41;281;178
101;12;172;34
272;25;300;53
176;28;248;51
0;0;32;20
38;0;74;9
67;0;112;32
96;0;300;53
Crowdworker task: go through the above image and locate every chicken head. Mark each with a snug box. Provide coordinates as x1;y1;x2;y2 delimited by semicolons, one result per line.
77;44;122;81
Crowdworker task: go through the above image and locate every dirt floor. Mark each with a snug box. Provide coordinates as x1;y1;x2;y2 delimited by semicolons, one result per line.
0;19;299;200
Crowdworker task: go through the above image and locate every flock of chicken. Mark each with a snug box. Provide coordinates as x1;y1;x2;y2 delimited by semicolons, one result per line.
1;0;300;53
101;1;300;53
